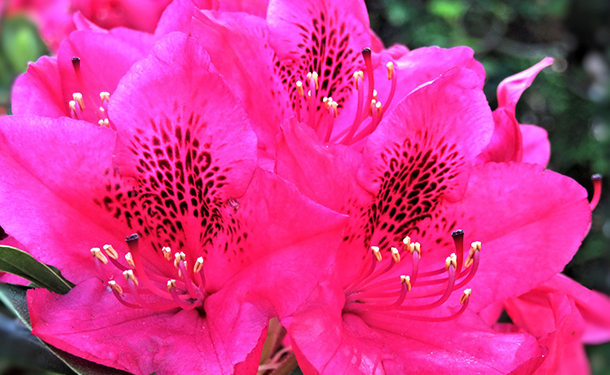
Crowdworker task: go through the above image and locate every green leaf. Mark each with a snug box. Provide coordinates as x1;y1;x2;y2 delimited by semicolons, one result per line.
0;245;74;294
0;283;131;375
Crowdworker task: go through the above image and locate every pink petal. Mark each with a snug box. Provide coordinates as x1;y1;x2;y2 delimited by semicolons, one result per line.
11;56;65;118
190;10;291;154
28;278;268;374
455;163;590;310
520;124;551;167
0;116;124;283
497;58;554;113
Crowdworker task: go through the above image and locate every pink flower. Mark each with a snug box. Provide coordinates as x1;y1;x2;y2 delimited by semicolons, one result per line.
0;32;346;374
5;0;172;49
275;64;592;373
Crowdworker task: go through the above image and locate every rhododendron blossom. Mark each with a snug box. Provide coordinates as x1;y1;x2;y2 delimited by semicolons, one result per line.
0;32;347;374
274;63;592;373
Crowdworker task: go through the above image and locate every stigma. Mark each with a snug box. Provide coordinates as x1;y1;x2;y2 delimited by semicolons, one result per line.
90;234;208;312
343;230;480;322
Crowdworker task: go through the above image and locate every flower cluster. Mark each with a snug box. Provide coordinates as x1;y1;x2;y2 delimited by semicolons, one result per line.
1;0;609;374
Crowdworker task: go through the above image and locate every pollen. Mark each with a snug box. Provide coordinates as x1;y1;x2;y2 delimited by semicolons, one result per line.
409;242;421;258
465;241;481;268
90;247;108;264
102;244;118;260
296;81;305;97
174;252;186;268
445;253;457;270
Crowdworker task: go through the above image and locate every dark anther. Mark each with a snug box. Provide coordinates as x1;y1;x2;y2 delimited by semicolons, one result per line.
126;233;140;243
592;174;602;181
361;47;371;57
451;229;464;237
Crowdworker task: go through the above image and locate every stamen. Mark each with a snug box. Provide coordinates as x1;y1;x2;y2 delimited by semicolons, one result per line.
162;246;172;261
123;269;139;286
100;91;110;103
167;280;198;310
125;234;174;299
386;62;394;80
401;275;412;291
103;244;118;260
445;253;457;270
460;289;472;305
125;252;135;269
372;246;382;262
391;247;401;263
73;93;85;111
361;48;375;121
464;242;481;268
108;280;123;295
296;81;304;97
91;247;108;264
590;174;602;210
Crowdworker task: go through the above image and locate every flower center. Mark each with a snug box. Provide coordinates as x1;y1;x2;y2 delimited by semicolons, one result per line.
292;48;397;145
91;234;207;312
343;230;480;322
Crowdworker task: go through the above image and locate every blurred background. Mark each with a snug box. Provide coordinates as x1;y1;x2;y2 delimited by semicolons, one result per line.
1;0;609;373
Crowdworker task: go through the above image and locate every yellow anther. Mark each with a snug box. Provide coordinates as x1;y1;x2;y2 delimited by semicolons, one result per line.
368;99;377;116
409;242;421;258
108;280;123;295
123;269;139;286
90;247;108;264
471;241;482;252
386;61;394;80
310;71;319;90
162;246;172;261
460;289;472;305
373;89;378;100
100;91;110;102
194;257;204;273
465;241;481;268
167;279;177;292
445;253;457;270
375;101;382;117
308;90;312;98
98;119;110;127
125;252;135;269
296;81;305;97
322;96;330;109
400;275;412;291
102;244;118;260
72;92;85;110
402;236;411;249
353;71;364;90
330;101;338;118
391;247;401;263
371;246;382;262
69;100;77;112
99;106;105;114
174;252;186;268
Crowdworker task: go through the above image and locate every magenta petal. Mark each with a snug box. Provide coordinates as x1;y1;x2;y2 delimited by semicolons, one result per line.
11;56;65;118
28;278;266;374
109;32;257;198
190;10;290;154
455;163;590;310
520;124;551;167
0;116;124;283
497;57;554;112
